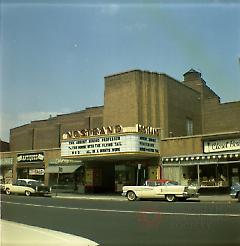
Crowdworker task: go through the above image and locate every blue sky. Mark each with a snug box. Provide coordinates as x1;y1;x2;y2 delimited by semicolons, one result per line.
1;0;240;141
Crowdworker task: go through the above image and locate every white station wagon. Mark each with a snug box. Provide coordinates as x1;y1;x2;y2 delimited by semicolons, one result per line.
122;179;199;202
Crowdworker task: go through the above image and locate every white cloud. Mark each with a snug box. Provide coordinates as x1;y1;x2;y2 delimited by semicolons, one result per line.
0;111;64;142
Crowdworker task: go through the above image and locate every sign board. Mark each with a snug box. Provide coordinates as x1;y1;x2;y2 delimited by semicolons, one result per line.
61;134;159;157
17;152;44;163
29;169;45;175
62;124;161;140
204;138;240;153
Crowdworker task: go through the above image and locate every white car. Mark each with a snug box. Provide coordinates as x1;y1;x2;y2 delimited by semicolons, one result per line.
4;179;51;197
122;179;199;202
1;220;100;246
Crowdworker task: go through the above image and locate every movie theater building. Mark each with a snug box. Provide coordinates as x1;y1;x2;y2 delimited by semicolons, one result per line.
1;69;239;192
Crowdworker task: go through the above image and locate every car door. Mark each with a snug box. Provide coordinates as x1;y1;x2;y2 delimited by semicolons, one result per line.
17;180;27;194
161;182;183;196
10;180;19;193
152;181;165;198
139;181;156;198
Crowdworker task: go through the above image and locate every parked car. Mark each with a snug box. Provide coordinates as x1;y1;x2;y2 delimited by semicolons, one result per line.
0;180;5;193
230;182;240;202
122;179;199;202
4;179;51;197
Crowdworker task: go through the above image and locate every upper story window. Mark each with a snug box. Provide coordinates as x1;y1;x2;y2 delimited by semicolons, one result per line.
186;118;193;136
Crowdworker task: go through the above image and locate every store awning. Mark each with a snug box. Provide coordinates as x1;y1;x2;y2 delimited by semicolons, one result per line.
0;158;13;167
162;151;240;166
45;164;82;174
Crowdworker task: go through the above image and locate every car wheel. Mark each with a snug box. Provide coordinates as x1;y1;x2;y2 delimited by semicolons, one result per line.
5;188;11;195
165;194;176;202
238;192;240;202
25;190;31;196
127;191;137;201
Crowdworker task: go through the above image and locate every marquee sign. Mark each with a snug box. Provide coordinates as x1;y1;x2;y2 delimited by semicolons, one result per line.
61;134;159;157
62;124;161;140
204;138;240;153
17;152;44;163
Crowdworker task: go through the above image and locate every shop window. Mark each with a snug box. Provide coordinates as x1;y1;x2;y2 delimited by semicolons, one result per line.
182;166;198;186
199;164;228;187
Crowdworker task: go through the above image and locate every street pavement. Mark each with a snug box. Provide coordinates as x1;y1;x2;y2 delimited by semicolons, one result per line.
1;194;240;246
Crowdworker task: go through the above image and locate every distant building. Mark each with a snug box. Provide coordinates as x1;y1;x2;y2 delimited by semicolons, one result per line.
0;69;239;192
0;140;9;152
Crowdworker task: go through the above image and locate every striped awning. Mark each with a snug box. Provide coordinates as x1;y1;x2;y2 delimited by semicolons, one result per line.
162;151;240;165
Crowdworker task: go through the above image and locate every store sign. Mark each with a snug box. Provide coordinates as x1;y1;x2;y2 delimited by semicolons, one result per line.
204;138;240;153
29;169;45;175
0;157;13;166
62;124;161;140
17;152;44;163
61;134;159;157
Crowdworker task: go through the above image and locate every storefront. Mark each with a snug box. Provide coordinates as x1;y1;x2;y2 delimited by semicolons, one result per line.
45;158;84;193
60;124;161;193
0;157;13;184
162;136;240;189
16;152;45;182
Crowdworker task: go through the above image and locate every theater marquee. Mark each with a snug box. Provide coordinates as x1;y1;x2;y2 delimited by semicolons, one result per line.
61;134;159;157
62;124;161;140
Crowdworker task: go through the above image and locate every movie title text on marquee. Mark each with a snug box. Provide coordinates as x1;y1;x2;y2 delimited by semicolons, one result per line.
61;134;159;157
204;138;240;153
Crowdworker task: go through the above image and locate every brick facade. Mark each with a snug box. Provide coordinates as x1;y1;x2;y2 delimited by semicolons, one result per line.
10;107;103;151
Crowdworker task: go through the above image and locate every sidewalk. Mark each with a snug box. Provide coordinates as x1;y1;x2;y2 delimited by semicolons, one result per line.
52;192;238;203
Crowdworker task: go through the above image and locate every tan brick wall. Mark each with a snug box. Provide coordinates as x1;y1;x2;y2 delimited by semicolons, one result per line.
104;70;204;138
34;125;60;149
10;125;34;151
203;99;240;134
166;77;202;137
10;107;104;151
0;141;9;152
103;71;138;126
160;136;203;156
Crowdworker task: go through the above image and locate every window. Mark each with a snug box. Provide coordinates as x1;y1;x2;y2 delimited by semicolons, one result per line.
186;118;193;136
16;180;27;186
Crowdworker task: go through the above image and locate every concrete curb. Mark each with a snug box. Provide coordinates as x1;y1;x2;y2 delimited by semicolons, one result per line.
52;194;238;203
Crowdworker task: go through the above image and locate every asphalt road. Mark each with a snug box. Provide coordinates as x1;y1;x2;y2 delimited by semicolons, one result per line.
1;194;240;246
